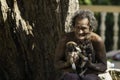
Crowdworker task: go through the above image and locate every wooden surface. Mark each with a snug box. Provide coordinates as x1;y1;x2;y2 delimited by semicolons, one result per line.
80;5;120;12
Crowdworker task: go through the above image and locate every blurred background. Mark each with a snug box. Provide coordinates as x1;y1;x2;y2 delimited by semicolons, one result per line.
78;0;120;69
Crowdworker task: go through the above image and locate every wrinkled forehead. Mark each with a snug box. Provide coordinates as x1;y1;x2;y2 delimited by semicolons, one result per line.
75;15;89;21
75;17;90;25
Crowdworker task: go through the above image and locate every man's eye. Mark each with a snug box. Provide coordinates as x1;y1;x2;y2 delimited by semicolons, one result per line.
76;26;80;29
82;28;86;30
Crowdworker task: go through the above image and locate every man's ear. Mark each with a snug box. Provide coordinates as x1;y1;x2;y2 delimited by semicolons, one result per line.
89;27;93;32
71;27;75;32
91;28;93;32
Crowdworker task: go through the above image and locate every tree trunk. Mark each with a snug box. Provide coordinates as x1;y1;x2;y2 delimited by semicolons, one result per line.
0;0;69;80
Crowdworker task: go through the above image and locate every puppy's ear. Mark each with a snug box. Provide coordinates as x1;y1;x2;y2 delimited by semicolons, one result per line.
66;41;77;47
66;41;77;52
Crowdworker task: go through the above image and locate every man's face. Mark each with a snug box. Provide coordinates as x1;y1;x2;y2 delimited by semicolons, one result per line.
74;18;91;40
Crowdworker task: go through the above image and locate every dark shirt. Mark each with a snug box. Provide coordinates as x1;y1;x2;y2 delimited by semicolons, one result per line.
54;32;107;75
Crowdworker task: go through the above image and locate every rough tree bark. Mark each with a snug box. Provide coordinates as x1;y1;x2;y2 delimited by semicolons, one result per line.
0;0;69;80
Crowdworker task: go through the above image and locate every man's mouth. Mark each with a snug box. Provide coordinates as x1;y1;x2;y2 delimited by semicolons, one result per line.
78;34;86;37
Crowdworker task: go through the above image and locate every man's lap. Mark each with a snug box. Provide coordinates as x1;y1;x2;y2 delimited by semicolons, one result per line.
60;73;101;80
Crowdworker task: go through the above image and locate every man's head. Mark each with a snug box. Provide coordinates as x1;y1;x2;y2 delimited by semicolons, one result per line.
71;9;97;40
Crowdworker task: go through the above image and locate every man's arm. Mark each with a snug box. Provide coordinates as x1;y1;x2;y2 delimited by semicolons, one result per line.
54;36;71;70
88;33;107;73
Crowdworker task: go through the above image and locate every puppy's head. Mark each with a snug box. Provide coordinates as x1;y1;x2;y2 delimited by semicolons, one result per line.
66;41;77;52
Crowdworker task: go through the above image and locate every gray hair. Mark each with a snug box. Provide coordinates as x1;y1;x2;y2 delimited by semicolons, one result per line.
71;9;98;31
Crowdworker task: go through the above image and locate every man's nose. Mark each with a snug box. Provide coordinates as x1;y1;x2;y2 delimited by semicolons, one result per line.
79;30;83;34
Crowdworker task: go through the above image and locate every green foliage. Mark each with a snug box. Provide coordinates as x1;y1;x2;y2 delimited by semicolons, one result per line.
105;13;114;51
79;0;120;5
109;0;120;5
92;0;111;5
79;0;91;5
84;0;92;5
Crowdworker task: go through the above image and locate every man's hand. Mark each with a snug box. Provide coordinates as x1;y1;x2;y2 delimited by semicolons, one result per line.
66;52;79;70
86;54;93;68
67;52;79;64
